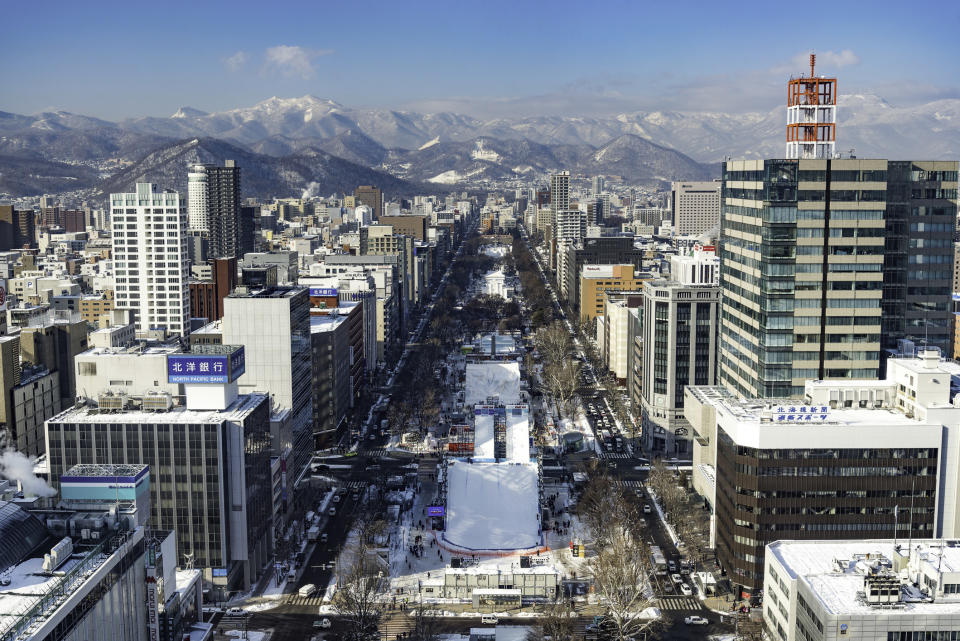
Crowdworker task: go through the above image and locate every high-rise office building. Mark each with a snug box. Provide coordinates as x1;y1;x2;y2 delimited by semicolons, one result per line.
671;181;721;236
0;205;35;250
592;175;604;197
354;185;383;219
222;286;313;515
718;158;957;399
550;171;570;212
640;276;719;454
47;376;273;592
110;183;190;337
188;161;241;259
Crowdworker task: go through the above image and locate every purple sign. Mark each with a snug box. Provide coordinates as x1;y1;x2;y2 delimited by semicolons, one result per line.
309;287;338;297
167;348;245;384
427;506;445;517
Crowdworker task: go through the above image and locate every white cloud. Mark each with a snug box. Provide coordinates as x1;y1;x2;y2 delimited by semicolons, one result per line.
772;49;861;76
223;51;248;72
264;45;333;79
814;49;861;68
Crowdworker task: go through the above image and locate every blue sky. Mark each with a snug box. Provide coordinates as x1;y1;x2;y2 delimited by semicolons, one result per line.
2;0;958;119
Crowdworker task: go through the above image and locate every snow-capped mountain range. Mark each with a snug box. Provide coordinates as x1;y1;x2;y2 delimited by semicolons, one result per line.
124;93;960;161
0;93;956;198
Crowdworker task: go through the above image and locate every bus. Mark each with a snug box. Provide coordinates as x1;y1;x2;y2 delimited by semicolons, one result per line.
650;545;667;576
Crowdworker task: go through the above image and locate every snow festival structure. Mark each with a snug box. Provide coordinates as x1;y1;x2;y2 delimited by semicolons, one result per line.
439;360;545;556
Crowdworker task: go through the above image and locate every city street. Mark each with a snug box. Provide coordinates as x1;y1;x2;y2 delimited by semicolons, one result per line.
219;225;730;641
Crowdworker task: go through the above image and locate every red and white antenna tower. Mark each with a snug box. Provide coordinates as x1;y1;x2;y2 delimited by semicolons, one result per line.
786;53;838;159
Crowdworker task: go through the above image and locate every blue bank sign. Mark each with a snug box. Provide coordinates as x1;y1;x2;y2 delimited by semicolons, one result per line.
309;287;338;297
167;348;245;384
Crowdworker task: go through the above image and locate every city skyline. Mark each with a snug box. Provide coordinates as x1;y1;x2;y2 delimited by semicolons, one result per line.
2;0;958;120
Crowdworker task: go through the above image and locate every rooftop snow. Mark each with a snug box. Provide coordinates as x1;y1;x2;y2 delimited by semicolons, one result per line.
769;539;960;616
443;461;540;552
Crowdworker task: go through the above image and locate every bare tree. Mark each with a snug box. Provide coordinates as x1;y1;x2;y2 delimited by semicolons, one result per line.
525;600;578;641
534;321;572;367
332;521;388;641
588;526;662;641
543;360;581;415
575;474;618;545
409;603;440;641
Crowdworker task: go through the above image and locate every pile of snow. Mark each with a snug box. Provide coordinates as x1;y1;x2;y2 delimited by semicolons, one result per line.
443;460;540;552
465;362;521;405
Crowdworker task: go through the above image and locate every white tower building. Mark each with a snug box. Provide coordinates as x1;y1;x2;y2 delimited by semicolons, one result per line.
187;165;209;232
110;183;190;336
550;171;570;211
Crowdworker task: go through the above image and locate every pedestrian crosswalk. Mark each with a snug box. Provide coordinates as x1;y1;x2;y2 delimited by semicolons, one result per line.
380;614;414;639
598;451;632;459
285;594;326;606
360;448;387;457
344;480;367;490
657;595;704;611
613;479;644;488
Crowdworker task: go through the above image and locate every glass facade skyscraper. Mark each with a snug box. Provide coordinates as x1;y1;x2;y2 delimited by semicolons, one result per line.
719;159;958;399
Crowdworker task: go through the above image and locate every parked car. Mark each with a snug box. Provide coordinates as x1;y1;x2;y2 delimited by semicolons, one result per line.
680;583;693;596
684;615;709;625
671;573;683;584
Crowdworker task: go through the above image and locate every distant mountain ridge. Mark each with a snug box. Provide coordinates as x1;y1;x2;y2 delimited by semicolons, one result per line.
0;92;955;198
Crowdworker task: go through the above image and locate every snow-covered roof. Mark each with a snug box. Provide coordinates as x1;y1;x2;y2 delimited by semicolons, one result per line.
769;540;960;617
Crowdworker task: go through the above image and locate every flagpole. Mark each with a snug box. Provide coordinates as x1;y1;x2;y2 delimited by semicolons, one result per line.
894;505;898;550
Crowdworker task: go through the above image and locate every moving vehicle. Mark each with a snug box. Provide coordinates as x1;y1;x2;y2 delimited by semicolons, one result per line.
643;504;652;514
307;526;320;542
328;507;337;516
671;573;683;584
680;583;693;596
299;583;317;597
684;615;709;625
226;608;248;617
320;533;328;543
480;614;498;624
650;546;667;575
313;618;332;629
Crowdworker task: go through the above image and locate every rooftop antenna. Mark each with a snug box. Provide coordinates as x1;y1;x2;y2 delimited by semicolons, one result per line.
810;52;816;78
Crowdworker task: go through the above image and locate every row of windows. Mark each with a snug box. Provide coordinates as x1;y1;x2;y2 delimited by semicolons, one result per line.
735;465;937;477
888;632;960;641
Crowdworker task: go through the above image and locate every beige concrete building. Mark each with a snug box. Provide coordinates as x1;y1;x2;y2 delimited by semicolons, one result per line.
579;264;648;323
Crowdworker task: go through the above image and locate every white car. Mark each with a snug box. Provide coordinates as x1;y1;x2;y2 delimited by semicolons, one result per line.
680;583;693;596
684;615;709;625
671;573;683;584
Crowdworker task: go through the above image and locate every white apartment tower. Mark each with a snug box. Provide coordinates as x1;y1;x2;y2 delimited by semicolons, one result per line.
550;171;570;212
110;183;190;336
187;165;209;232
